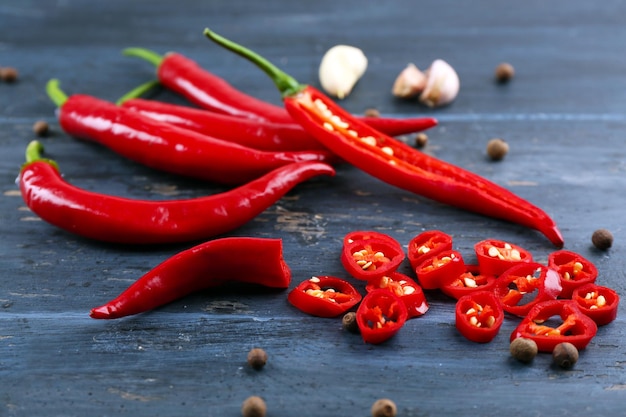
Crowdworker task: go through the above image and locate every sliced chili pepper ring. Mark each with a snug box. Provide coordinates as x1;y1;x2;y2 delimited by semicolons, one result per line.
356;289;408;344
441;264;497;300
510;299;598;352
572;283;619;326
407;230;453;271
366;271;429;318
414;249;465;290
548;250;598;299
341;237;405;281
474;239;532;277
287;276;362;318
455;290;504;343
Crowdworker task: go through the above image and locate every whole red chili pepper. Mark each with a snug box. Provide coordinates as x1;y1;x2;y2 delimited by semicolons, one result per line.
474;239;533;277
510;300;598;352
90;237;291;319
356;289;408;344
365;272;429;318
203;29;565;247
548;250;598;299
455;290;504;343
46;80;333;185
571;283;619;326
19;140;334;244
287;276;362;318
123;47;438;133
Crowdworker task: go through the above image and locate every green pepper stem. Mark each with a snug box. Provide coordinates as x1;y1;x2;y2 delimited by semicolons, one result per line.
203;28;305;98
24;140;59;170
123;47;164;67
116;80;161;105
46;79;68;107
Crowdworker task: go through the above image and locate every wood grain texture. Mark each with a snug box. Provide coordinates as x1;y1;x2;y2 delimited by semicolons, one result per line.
2;1;626;416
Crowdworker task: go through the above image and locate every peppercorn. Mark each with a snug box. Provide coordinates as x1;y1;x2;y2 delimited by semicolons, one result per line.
247;348;268;370
509;337;538;363
0;67;18;83
495;62;515;83
241;396;266;417
371;398;397;417
414;132;428;149
486;138;509;161
552;342;579;369
33;120;50;137
342;311;359;334
364;108;380;118
592;228;613;251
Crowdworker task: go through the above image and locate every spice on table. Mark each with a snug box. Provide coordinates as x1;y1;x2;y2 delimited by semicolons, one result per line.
414;132;428;148
241;396;267;417
0;67;18;83
287;276;362;318
486;138;509;161
20;140;334;244
552;342;579;369
90;237;291;319
371;398;397;417
203;28;564;247
342;311;360;333
495;62;515;83
591;228;613;250
32;120;49;137
455;290;504;343
509;337;538;363
364;108;380;118
247;348;268;370
318;44;368;99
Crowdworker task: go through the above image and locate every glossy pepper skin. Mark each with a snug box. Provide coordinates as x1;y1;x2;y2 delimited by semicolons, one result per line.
19;141;335;244
123;47;438;132
287;276;362;318
407;230;453;271
203;29;564;247
47;80;333;185
510;300;598;352
441;264;497;300
414;249;465;290
474;239;533;277
90;237;291;319
356;289;408;344
455;290;504;343
572;283;619;326
365;272;429;318
548;250;598;299
341;237;405;281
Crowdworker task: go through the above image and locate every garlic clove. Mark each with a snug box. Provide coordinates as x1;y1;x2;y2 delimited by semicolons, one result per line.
419;59;460;108
392;63;427;98
318;45;368;99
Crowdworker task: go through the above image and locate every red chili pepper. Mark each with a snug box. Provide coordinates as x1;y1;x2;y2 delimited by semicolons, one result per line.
203;29;564;247
356;289;408;344
341;237;405;281
474;239;533;277
407;230;453;271
90;237;290;319
493;263;562;317
455;290;504;343
287;276;362;318
342;230;402;249
572;283;619;326
441;264;497;300
46;80;333;185
548;250;598;299
365;272;429;318
510;300;598;352
123;47;438;133
414;249;465;290
19;140;334;244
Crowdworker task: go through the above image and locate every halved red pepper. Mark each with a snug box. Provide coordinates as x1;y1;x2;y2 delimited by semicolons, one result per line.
572;283;619;326
341;237;405;281
455;290;504;343
407;230;453;271
510;300;598;352
287;276;362;318
366;272;429;318
356;289;408;344
493;263;562;317
414;249;465;290
474;239;533;277
441;264;497;300
548;250;598;299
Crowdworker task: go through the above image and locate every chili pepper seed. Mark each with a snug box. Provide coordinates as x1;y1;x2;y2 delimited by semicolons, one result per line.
486;138;509;161
247;348;268;370
552;342;579;369
241;396;267;417
371;398;397;417
591;228;613;250
510;337;538;363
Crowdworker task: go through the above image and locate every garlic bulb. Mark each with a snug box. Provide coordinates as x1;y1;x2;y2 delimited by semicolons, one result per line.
391;63;427;98
318;45;368;99
419;59;460;108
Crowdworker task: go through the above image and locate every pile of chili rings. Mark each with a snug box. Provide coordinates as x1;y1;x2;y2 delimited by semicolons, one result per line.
288;229;619;362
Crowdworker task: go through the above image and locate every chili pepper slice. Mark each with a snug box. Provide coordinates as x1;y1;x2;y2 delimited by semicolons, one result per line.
441;264;497;300
414;249;465;290
474;239;533;277
287;276;362;318
510;300;598;352
407;230;453;271
547;250;598;299
46;80;333;185
572;283;619;326
343;230;403;249
19;140;334;244
366;272;429;318
341;237;405;281
202;29;564;248
455;290;504;343
90;237;291;319
356;289;408;344
493;262;562;317
123;47;438;133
